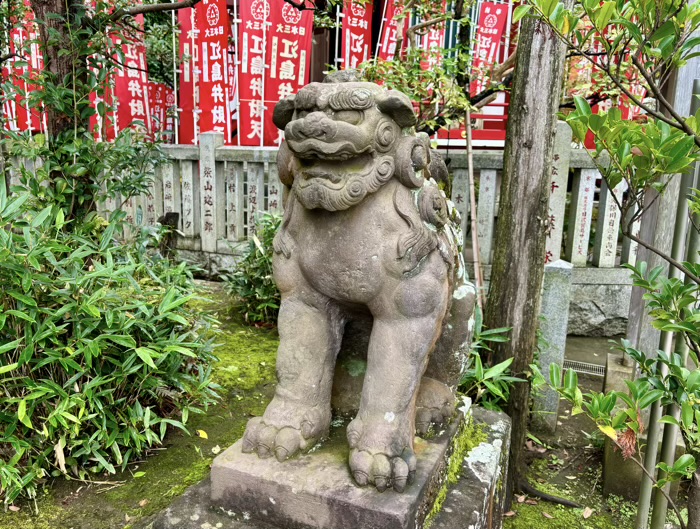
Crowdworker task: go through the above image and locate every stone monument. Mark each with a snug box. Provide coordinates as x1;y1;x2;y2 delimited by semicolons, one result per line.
211;72;477;528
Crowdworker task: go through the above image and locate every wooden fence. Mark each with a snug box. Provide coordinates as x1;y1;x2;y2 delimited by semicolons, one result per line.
9;124;639;271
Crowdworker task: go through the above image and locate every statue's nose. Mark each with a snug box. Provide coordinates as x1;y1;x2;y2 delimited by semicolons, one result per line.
298;112;337;140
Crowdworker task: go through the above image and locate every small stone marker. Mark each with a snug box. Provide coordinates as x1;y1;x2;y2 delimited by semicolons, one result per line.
532;259;573;435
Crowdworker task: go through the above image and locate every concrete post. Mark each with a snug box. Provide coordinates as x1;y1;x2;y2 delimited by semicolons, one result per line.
532;259;573;434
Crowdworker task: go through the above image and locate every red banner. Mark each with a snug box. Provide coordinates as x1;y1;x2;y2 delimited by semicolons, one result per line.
420;0;447;70
3;3;44;133
342;1;373;69
113;16;152;134
149;82;175;142
178;8;199;144
238;0;312;146
377;0;407;61
263;2;313;145
196;0;232;141
470;2;509;96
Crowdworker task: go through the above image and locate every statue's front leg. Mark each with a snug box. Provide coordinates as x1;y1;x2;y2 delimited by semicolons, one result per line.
243;282;344;462
347;261;450;492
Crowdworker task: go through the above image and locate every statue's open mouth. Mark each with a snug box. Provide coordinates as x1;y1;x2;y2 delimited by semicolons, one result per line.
297;153;374;186
287;138;371;162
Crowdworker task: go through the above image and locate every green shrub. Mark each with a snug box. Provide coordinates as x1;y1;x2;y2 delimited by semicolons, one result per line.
224;213;282;326
0;187;218;505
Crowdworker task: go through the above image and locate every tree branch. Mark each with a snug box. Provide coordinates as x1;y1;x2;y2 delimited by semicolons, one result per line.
622;227;700;285
630;54;700;148
109;0;203;21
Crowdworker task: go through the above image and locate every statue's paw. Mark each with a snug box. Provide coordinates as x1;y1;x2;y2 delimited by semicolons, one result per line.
415;377;456;437
349;448;416;493
347;416;416;492
241;405;329;461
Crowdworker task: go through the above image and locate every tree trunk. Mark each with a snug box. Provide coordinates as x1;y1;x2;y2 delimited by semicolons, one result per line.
482;10;569;509
689;470;700;529
30;0;78;137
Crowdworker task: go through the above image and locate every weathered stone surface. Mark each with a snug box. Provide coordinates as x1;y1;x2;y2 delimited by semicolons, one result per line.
567;267;633;336
211;417;463;529
430;408;511;529
532;260;572;434
237;72;476;492
141;408;511;529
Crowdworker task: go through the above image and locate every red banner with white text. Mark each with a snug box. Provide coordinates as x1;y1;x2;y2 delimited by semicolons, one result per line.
377;0;407;61
3;3;44;133
196;0;232;141
342;1;373;69
470;2;509;96
178;8;199;144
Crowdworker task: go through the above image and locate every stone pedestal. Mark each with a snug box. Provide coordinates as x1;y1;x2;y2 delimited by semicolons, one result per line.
144;408;511;529
210;418;462;529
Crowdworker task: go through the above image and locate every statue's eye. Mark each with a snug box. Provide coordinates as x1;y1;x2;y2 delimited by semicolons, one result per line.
333;110;362;124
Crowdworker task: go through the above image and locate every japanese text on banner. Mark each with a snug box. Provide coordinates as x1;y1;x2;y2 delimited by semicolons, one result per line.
197;0;232;141
470;1;508;96
342;1;373;70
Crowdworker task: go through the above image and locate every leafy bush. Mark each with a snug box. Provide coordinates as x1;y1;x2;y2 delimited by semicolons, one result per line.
459;307;517;411
224;213;282;326
0;187;217;505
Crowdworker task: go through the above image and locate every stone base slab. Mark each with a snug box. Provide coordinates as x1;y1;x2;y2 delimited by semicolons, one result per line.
140;408;511;529
209;416;463;529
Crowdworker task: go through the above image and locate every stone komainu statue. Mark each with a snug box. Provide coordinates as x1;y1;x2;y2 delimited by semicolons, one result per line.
242;72;476;493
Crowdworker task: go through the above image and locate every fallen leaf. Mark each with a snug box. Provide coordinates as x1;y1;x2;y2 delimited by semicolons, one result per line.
565;475;577;480
196;429;208;439
139;499;149;508
517;495;526;503
631;146;644;156
537;447;547;453
133;471;146;478
543;512;554;519
504;511;516;517
525;499;539;505
583;507;593;519
526;440;536;451
8;505;19;512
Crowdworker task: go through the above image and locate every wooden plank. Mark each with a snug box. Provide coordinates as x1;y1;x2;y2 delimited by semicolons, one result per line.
451;168;470;240
226;162;244;241
592;179;625;267
476;169;497;264
545;121;573;263
247;162;265;235
267;162;284;213
161;161;181;221
565;168;597;266
180;160;200;238
621;211;641;265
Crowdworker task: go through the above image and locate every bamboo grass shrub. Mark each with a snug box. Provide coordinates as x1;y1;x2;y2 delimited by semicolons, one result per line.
0;186;218;505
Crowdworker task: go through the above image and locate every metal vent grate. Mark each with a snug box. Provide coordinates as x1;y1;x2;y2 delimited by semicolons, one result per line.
563;359;606;377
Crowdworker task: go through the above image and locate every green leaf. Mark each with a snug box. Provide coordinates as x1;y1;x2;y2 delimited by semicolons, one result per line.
135;347;158;369
0;338;22;355
483;357;514;380
8;291;37;307
17;399;32;429
512;4;532;22
681;401;694;429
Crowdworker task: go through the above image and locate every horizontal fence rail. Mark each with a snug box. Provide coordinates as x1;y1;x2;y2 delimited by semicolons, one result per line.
7;124;639;272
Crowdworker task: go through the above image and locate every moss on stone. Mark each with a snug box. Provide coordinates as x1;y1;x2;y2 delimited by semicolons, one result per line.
424;415;488;528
